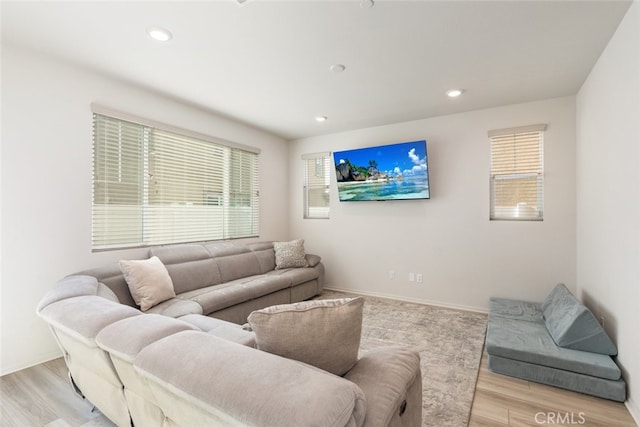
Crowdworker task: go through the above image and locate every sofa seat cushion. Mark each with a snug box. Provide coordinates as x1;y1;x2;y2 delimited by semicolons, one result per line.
178;283;255;315
179;314;256;347
489;297;543;323
486;316;621;380
263;267;319;286
226;275;292;299
178;267;324;316
488;354;626;402
145;298;203;318
542;283;617;355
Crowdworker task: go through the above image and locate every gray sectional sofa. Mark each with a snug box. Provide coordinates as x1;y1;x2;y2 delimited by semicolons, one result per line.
486;283;626;401
80;240;324;324
37;240;423;426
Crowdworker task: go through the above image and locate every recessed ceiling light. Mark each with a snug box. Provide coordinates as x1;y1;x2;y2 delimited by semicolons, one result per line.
147;26;173;42
446;89;464;98
329;64;346;73
315;116;328;122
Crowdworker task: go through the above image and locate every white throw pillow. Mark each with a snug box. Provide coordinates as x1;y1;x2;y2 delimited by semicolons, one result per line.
248;297;364;376
119;256;176;311
273;239;309;269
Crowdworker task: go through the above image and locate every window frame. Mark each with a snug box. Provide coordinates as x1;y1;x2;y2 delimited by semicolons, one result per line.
91;105;260;251
489;124;546;221
302;152;331;219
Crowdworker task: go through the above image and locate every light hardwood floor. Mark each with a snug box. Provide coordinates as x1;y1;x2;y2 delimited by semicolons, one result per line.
1;354;637;427
469;352;637;427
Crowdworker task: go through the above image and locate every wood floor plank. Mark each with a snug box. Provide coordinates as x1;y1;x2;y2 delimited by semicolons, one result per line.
2;350;637;427
1;367;59;426
469;351;637;427
468;415;511;427
0;358;109;427
469;389;510;424
44;420;72;427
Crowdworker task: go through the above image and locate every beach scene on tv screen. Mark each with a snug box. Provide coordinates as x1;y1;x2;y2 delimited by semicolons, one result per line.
334;140;430;201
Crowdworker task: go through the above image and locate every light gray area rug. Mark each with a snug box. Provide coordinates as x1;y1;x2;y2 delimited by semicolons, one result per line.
317;290;488;427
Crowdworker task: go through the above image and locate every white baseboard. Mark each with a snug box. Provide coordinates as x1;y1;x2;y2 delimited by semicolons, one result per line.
626;396;640;426
323;286;488;314
0;349;62;377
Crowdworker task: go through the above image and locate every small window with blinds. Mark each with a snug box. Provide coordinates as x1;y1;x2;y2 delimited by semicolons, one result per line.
489;124;546;221
303;152;331;219
92;110;260;250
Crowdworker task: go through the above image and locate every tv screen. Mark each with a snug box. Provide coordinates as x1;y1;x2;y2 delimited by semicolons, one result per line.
333;140;430;202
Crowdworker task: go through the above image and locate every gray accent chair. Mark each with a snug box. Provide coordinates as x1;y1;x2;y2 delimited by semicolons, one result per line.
486;283;626;401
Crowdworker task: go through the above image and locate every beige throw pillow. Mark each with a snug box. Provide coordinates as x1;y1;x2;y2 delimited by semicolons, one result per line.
119;256;176;311
248;297;364;376
273;239;309;269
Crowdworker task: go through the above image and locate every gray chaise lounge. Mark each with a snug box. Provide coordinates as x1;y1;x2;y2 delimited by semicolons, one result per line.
486;283;626;402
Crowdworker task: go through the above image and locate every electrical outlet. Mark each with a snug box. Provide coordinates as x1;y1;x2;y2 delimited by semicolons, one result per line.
416;273;423;283
389;270;395;280
408;272;415;282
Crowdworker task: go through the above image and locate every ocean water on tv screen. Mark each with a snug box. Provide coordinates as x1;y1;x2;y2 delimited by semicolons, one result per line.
337;177;429;201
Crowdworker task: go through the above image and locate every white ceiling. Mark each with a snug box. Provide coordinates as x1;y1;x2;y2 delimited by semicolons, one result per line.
1;1;632;140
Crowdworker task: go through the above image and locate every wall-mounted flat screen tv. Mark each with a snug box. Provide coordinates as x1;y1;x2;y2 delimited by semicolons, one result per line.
333;140;430;202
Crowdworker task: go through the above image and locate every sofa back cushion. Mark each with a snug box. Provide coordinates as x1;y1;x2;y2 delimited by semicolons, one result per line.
205;242;261;282
542;283;617;355
246;241;277;273
78;264;137;307
150;244;222;294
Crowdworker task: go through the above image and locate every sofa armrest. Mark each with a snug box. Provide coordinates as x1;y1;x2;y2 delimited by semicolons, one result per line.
134;331;366;427
305;253;321;267
344;347;422;427
37;275;120;313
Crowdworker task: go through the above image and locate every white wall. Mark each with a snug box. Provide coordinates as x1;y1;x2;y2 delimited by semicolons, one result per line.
0;44;290;375
289;97;577;311
576;1;639;421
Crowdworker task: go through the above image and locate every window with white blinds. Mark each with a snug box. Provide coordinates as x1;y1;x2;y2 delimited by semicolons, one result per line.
303;152;331;219
92;111;260;250
489;124;546;221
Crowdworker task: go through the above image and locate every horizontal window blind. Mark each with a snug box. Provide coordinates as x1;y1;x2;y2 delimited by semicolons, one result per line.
92;113;259;250
489;124;545;221
303;152;331;219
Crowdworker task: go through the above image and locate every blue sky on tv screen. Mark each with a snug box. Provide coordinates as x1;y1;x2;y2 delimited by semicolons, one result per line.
333;140;428;177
